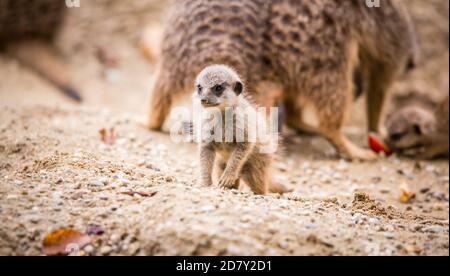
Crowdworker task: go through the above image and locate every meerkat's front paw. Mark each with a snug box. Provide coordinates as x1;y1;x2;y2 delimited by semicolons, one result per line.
336;136;378;161
201;180;213;187
218;175;238;190
200;176;213;187
345;147;378;161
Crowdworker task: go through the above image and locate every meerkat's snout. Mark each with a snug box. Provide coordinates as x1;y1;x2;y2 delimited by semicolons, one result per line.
197;84;223;107
385;107;435;150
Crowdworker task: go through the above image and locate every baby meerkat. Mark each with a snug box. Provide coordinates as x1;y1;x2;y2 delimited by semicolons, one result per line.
194;65;289;195
147;0;419;161
385;93;449;159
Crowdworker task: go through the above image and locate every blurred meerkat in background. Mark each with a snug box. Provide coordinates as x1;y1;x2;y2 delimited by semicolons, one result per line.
147;0;419;161
0;0;82;102
385;92;449;159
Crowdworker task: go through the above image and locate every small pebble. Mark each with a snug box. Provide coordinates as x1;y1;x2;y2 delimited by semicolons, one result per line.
110;234;121;243
89;180;105;188
100;246;113;255
84;245;95;254
352;213;362;225
423;225;444;234
200;205;216;212
14;180;24;186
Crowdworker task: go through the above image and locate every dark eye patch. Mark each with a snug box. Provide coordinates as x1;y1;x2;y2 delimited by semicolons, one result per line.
212;84;225;96
197;85;202;95
413;124;423;136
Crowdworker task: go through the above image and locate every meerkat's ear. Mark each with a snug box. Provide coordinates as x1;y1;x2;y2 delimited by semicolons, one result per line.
234;81;243;95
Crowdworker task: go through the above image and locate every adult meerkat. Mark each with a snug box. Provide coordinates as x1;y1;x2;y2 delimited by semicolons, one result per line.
195;65;289;195
385;93;449;159
147;0;418;161
0;0;82;102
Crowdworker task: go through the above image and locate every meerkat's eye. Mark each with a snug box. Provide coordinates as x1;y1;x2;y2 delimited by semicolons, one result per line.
212;84;225;96
413;124;423;136
197;85;202;95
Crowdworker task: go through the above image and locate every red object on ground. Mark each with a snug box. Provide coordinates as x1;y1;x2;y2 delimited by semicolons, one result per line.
368;133;392;155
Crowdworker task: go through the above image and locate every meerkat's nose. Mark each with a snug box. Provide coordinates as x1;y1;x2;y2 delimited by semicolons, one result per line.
201;99;208;105
406;57;416;71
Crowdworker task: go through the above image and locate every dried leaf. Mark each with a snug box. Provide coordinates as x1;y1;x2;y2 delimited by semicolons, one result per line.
405;243;422;254
99;128;115;145
86;224;105;236
399;183;416;203
120;191;157;198
42;228;91;256
95;46;119;68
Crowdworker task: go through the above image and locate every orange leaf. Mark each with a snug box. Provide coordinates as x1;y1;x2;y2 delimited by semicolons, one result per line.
99;128;116;145
399;183;416;204
96;46;119;68
42;228;91;256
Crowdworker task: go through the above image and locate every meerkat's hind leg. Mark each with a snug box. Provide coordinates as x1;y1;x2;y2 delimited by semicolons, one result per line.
147;65;178;130
314;79;377;161
7;39;82;102
241;161;269;195
323;129;377;161
269;181;292;194
364;59;397;133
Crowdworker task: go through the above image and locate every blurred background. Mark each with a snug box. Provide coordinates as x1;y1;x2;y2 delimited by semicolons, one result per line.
0;0;448;256
0;0;168;113
0;0;448;119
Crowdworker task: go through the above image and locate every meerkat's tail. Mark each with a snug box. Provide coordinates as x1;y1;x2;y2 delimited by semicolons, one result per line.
269;181;292;194
7;40;82;102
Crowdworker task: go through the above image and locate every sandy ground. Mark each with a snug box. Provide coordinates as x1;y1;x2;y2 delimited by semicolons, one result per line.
0;0;448;256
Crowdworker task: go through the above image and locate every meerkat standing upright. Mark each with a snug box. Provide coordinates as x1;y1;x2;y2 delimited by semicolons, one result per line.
147;0;418;160
195;65;289;195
